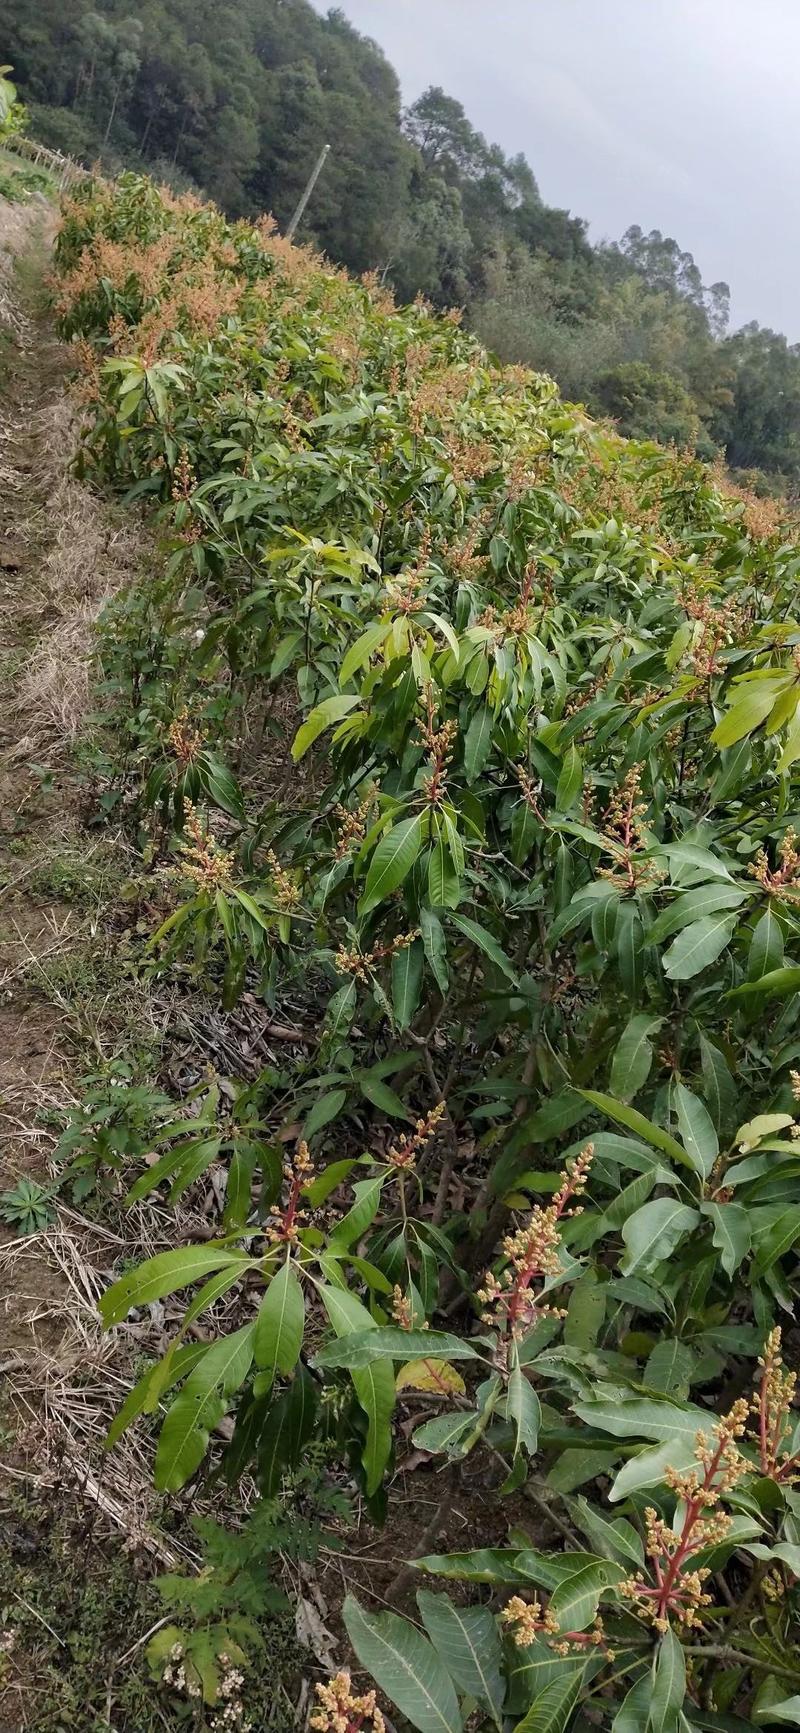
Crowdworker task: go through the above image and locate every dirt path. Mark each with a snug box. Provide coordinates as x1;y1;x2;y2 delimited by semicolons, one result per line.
0;193;181;1733
0;198;79;1357
0;189;143;1302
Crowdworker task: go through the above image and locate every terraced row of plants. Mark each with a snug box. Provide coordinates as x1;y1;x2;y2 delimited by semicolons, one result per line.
52;170;800;1730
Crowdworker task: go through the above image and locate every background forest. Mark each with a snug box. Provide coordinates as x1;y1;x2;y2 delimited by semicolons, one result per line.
4;0;800;487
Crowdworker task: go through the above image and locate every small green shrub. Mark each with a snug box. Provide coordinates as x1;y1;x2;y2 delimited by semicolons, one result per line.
148;1473;348;1715
0;1177;55;1233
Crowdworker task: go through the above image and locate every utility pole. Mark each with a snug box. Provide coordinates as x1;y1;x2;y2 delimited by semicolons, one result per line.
286;143;330;242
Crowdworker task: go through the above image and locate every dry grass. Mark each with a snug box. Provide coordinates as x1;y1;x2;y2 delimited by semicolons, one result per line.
0;1203;207;1566
0;194;37;339
0;194;149;752
15;400;146;746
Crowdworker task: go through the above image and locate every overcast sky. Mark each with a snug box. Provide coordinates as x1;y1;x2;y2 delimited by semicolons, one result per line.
312;0;800;340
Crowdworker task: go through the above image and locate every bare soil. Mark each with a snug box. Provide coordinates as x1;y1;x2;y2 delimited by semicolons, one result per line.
0;200;74;1351
0;200;172;1732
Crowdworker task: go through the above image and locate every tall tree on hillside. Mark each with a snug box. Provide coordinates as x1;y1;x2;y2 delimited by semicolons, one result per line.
713;324;800;476
403;85;489;179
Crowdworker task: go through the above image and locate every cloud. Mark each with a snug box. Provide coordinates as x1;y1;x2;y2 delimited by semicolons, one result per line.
311;0;800;335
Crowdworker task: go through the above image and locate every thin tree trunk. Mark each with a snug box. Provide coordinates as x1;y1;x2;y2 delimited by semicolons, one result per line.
103;82;120;145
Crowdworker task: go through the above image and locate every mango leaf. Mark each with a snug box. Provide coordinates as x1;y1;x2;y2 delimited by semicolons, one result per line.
360;813;425;914
547;1445;619;1495
416;1591;504;1723
644;1339;696;1399
735;1112;795;1150
747;1543;800;1572
779;710;800;772
303;1157;359;1207
463;705;493;784
511;1548;621;1592
712;682;788;748
359;1076;414;1120
646;885;748;945
314;1328;479;1369
198;756;245;822
253;1258;305;1385
556;745;582;812
652;841;734;883
523;1089;590;1144
320;1287;394;1493
328;1175;385;1250
292;694;362;761
672;1082;718;1179
340;621;389;686
613;1677;652;1732
727;966;800;1002
621;1200;700;1275
100;1246;251;1327
699;1036;737;1136
154;1324;255;1491
703;1202;751;1279
257;1367;318;1495
415;1549;532;1584
549;1559;623;1633
428;833;461;909
511;800;540;865
609;1014;662;1103
564;1270;606;1349
412;1412;477;1456
579;1091;690;1169
343;1595;462;1733
396;1360;466;1395
513;1670;584;1733
507;1642;583;1715
600;1170;661;1229
270;629;303;678
507;1361;541;1459
649;1628;685;1733
105;1342;209;1450
573;1397;709;1446
450;911;518;982
662;914;737;980
303;1087;348;1139
609;1437;697;1502
392;938;424;1028
753;1206;800;1274
423;611;460;660
565;1497;643;1568
420;906;449;993
748;906;785;981
760;1702;800;1727
146;1265;247;1405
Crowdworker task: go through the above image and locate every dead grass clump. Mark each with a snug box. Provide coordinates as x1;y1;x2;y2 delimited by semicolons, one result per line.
18;603;99;741
0;193;38;338
0;1205;204;1565
0;210;149;751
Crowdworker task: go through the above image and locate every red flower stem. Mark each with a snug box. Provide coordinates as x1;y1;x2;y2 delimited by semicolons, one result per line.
652;1431;727;1623
506;1174;577;1331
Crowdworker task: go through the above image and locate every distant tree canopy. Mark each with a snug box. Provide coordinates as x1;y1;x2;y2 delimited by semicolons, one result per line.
4;0;800;486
